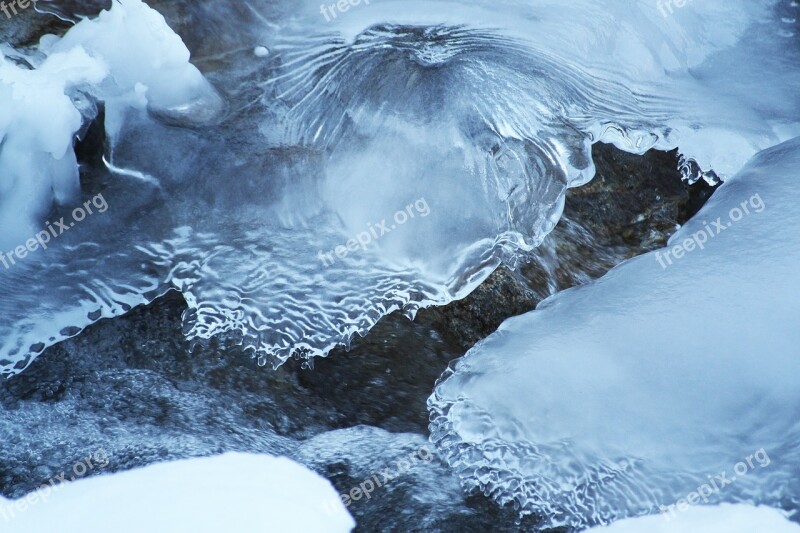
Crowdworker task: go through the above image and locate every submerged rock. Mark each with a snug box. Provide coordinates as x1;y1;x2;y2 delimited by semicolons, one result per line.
0;291;533;531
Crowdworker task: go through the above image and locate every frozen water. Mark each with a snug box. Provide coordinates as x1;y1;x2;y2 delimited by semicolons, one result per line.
0;0;221;250
428;137;800;528
0;47;107;248
1;0;799;376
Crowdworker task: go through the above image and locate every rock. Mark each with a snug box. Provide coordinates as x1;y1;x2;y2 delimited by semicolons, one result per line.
0;291;533;530
0;5;71;48
294;426;542;532
424;143;717;351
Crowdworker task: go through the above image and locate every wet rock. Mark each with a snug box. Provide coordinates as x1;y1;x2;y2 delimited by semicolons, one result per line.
424;143;718;351
0;5;70;48
0;292;529;531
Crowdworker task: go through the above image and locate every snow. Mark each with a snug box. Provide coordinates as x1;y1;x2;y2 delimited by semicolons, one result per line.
0;0;220;249
0;48;107;248
428;136;800;529
586;505;799;533
0;453;355;532
43;0;223;129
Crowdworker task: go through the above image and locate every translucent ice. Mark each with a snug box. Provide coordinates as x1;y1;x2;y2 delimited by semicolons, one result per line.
428;137;800;528
1;0;799;376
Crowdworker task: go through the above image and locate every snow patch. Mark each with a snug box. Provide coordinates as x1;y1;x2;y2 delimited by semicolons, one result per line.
0;453;355;532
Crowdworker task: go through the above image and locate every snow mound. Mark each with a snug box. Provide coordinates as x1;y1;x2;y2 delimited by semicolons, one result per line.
0;453;355;532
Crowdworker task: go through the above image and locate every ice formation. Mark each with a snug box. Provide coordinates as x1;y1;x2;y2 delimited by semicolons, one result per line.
0;0;220;249
0;48;106;247
0;453;355;532
428;137;800;528
1;0;799;377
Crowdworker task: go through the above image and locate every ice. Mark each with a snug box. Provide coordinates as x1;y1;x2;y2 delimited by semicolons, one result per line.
0;48;107;248
428;137;800;528
1;0;799;376
287;0;800;178
42;0;223;129
0;453;355;532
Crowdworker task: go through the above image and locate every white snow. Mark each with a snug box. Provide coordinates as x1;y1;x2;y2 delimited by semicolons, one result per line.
43;0;223;130
0;48;107;247
0;0;220;249
0;453;355;533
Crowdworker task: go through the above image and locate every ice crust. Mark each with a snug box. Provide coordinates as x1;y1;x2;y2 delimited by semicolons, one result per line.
1;0;799;376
